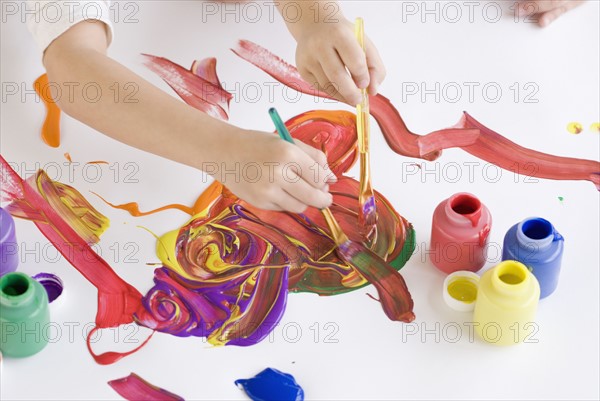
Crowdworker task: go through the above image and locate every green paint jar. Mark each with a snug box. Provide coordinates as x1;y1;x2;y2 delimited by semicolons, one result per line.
0;272;50;357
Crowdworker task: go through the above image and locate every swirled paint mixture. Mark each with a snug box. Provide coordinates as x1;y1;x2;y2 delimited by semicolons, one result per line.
2;40;598;362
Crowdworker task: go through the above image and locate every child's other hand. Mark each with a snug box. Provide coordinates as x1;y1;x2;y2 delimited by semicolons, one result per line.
294;20;386;105
209;129;336;213
517;0;585;27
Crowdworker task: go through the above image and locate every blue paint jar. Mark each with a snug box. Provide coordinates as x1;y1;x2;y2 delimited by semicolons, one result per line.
502;217;564;299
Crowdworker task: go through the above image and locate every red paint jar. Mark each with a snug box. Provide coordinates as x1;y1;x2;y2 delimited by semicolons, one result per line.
430;193;492;274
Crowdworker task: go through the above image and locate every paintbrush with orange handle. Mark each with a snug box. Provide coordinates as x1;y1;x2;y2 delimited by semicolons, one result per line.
269;107;414;323
354;17;377;230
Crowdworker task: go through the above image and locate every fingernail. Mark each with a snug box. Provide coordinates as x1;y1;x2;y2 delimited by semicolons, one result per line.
358;79;369;89
540;16;552;27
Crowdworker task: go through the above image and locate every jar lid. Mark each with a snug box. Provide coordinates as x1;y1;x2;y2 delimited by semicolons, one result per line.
443;271;480;312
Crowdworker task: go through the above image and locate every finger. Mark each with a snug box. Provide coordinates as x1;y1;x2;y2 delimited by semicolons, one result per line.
283;178;333;211
320;49;363;105
297;142;337;183
275;188;310;214
307;64;346;102
518;1;561;15
335;36;371;90
295;141;328;169
538;0;584;26
295;148;337;187
365;38;386;96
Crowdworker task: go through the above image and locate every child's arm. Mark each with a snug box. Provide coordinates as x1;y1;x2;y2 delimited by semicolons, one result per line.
516;0;585;27
42;20;334;213
277;0;386;105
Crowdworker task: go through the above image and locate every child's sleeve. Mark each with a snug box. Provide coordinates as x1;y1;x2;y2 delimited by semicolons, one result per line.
26;1;114;53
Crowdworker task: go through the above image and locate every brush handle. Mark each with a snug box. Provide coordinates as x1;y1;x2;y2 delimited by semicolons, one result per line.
269;108;295;143
354;18;377;228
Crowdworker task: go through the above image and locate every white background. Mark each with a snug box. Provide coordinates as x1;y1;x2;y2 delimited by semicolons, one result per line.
1;1;599;400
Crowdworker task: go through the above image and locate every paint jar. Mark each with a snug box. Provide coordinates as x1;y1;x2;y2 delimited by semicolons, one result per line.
473;260;540;346
443;271;480;312
502;217;564;299
0;207;19;276
430;193;492;274
0;272;50;357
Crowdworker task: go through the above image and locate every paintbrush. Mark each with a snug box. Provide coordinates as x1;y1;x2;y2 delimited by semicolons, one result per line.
354;17;377;230
268;107;415;323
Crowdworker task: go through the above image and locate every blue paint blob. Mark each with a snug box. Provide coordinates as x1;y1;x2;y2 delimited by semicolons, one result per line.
235;368;304;401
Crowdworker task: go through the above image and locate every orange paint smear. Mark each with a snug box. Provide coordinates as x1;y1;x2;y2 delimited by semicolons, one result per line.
92;191;194;216
64;152;72;163
86;161;109;165
34;74;61;148
93;181;223;218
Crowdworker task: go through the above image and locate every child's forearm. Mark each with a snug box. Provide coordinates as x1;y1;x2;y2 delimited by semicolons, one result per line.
276;0;344;40
43;22;235;171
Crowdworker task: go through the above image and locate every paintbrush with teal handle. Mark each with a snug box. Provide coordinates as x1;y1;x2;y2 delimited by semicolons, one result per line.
268;107;415;323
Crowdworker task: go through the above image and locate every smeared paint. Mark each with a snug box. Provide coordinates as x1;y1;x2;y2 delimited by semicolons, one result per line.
32;272;63;303
34;74;61;148
232;40;600;189
235;368;304;401
591;122;600;133
108;373;184;401
64;153;72;163
133;140;416;344
567;122;583;135
0;156;150;364
86;160;109;165
92;191;196;216
558;196;564;204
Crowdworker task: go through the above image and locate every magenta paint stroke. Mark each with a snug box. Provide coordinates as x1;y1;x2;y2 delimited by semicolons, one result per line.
108;373;184;401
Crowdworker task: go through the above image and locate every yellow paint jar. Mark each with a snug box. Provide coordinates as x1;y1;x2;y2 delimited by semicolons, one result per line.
473;261;540;346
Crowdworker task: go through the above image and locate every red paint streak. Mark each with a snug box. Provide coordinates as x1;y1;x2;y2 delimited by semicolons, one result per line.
141;54;231;120
232;40;600;188
0;155;149;365
34;74;61;148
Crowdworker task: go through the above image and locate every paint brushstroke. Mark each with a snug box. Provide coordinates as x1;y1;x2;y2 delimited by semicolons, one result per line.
0;156;151;364
108;373;184;401
232;40;600;187
141;54;231;121
235;368;304;401
33;74;61;148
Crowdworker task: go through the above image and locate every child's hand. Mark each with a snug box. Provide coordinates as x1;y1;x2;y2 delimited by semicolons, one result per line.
209;129;336;213
293;20;386;105
517;0;585;27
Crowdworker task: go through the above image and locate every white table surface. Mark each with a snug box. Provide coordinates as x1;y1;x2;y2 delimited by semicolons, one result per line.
1;1;599;400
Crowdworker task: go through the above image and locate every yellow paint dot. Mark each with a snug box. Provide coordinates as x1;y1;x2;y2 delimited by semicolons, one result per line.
590;122;600;133
567;122;583;135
